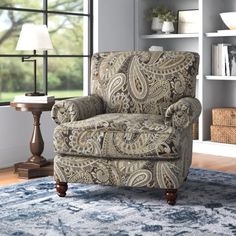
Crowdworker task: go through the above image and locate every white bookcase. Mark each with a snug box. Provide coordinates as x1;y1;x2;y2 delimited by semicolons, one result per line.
135;0;236;158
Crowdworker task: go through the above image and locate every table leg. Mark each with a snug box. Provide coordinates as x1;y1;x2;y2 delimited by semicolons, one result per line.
28;111;47;166
14;111;53;179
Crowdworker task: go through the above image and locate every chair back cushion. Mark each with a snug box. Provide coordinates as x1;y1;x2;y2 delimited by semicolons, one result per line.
91;51;199;116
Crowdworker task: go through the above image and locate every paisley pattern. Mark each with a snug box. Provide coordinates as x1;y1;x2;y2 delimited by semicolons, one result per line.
165;97;202;129
52;51;200;191
51;95;104;125
53;113;181;160
54;127;192;189
91;51;199;116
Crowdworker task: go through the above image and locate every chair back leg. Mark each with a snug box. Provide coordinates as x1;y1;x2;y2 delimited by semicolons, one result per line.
56;182;68;197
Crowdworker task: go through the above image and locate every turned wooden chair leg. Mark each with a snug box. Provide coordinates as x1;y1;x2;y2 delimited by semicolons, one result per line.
56;182;68;197
165;189;177;205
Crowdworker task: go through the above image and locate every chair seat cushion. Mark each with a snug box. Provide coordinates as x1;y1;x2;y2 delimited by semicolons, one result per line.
53;113;181;160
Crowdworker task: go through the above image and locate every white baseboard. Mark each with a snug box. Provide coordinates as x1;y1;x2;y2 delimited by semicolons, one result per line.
193;140;236;158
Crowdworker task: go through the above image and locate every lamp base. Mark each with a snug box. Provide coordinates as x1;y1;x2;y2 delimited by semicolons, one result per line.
25;92;45;96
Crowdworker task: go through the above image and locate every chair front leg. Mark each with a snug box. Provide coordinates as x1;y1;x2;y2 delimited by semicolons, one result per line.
56;182;68;197
165;189;177;205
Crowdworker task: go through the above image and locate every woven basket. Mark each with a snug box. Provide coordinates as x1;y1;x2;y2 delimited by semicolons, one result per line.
211;125;236;144
212;108;236;127
192;122;198;140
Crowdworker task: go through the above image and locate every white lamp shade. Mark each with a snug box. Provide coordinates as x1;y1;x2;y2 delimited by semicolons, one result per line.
16;24;53;51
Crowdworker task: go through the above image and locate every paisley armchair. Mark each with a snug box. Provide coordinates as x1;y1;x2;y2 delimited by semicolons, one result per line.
51;51;201;205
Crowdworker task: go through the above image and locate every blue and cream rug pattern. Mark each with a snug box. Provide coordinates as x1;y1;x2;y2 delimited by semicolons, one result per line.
0;168;236;236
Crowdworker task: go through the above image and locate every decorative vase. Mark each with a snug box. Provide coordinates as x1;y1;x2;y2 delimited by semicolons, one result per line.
162;21;174;34
151;17;163;34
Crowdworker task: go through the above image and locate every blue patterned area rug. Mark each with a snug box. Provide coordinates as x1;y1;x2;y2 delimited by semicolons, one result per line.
0;168;235;236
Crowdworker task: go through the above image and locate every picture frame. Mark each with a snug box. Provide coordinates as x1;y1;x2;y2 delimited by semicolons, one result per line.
177;9;199;34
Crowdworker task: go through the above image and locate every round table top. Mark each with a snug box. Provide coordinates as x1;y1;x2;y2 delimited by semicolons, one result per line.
10;101;55;112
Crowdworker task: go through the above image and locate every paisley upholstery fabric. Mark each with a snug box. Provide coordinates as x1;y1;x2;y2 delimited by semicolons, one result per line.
51;95;104;125
54;128;192;189
165;97;202;129
53;113;181;160
52;51;200;191
91;51;199;117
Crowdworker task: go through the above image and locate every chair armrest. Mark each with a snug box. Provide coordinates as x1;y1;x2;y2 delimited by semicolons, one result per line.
165;97;201;129
51;95;105;125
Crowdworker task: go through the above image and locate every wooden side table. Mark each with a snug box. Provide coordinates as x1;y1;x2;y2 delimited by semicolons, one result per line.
10;101;55;179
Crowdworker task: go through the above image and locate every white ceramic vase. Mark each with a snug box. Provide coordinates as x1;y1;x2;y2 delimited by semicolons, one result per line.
151;17;163;34
162;21;174;34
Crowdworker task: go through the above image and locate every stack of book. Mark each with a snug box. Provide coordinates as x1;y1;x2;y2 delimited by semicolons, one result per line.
13;95;55;103
212;43;236;76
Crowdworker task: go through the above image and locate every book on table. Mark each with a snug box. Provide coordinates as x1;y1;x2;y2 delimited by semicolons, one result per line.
13;95;55;103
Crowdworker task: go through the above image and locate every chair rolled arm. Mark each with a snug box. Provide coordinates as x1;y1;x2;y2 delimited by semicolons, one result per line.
165;97;201;129
51;95;105;125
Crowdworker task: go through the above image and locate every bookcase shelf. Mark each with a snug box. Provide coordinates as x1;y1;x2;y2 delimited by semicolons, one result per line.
206;76;236;81
206;32;236;37
141;33;199;39
135;0;236;158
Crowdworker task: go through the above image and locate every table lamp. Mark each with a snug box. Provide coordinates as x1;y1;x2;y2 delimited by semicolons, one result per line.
16;24;53;96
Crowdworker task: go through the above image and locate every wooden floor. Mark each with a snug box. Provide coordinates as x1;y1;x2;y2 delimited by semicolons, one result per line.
0;153;236;186
192;153;236;174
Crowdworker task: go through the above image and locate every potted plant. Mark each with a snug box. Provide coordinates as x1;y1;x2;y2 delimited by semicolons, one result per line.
148;6;169;34
161;10;177;34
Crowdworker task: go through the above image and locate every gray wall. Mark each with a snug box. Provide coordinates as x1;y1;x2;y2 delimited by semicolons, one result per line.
0;0;135;168
94;0;135;52
0;107;55;168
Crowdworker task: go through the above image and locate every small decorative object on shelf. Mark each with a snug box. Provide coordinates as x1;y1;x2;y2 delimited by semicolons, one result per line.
148;6;169;34
162;21;174;34
149;46;163;51
161;10;177;34
147;6;177;34
151;17;163;34
220;12;236;30
177;10;199;34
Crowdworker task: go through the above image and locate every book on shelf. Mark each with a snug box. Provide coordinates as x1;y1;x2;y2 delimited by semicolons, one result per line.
211;43;236;76
212;44;218;76
227;46;236;76
13;95;55;103
218;44;229;76
225;45;230;76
